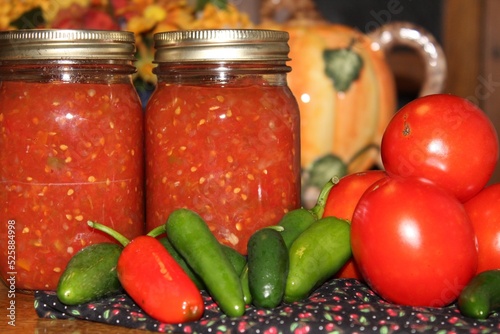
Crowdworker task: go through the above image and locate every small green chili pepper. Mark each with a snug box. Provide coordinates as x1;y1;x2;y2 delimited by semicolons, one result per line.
57;243;123;305
221;244;247;276
166;208;245;318
284;216;351;303
458;269;500;319
240;264;252;305
278;177;337;249
247;227;289;308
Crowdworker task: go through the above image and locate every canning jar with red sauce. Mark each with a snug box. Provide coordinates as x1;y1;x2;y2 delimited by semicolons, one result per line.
146;29;301;254
0;30;145;292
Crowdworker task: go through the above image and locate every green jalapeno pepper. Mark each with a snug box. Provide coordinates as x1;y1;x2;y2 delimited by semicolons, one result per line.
166;208;245;318
284;216;351;303
57;242;123;305
278;177;336;250
247;227;289;308
458;269;500;319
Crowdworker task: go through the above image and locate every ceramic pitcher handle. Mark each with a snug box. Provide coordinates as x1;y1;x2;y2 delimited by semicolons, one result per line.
368;22;447;97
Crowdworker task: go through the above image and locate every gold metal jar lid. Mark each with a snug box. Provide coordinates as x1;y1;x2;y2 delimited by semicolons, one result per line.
153;29;290;63
0;29;136;61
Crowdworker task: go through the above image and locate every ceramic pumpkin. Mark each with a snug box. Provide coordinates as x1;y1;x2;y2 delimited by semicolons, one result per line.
259;0;447;205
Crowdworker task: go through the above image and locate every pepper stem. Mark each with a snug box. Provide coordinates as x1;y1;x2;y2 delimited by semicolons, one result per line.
264;225;285;232
87;221;130;247
147;224;167;238
309;176;339;220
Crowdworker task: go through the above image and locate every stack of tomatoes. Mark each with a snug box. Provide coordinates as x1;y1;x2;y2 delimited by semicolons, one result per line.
323;94;500;307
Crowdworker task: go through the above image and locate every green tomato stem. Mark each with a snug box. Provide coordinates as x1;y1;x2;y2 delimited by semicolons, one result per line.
309;176;339;220
87;220;130;247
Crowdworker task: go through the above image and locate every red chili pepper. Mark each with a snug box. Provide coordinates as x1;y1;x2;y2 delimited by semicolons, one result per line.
88;221;204;323
118;235;204;323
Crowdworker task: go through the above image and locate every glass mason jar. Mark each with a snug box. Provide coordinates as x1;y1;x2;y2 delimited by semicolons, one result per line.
146;29;301;254
0;30;145;292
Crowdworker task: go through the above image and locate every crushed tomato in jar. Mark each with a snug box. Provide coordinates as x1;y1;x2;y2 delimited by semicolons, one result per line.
0;81;144;291
146;30;302;254
146;79;301;254
0;29;145;292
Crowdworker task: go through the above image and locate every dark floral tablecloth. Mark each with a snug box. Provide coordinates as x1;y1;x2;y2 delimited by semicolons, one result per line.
35;278;500;333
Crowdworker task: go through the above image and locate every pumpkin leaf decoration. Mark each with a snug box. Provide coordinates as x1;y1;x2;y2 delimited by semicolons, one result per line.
323;42;363;92
307;153;348;189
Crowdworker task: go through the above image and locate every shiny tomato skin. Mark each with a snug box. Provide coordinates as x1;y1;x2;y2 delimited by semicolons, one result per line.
351;176;477;307
381;94;499;202
324;170;387;219
464;183;500;274
323;170;387;280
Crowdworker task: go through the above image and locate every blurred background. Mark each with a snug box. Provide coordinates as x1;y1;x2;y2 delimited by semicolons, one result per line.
243;0;500;184
2;0;499;183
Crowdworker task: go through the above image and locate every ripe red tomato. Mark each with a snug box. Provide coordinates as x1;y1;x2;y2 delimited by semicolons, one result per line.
464;183;500;274
381;94;499;202
323;170;386;280
323;170;387;220
351;176;477;307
